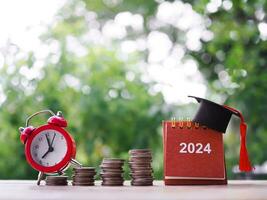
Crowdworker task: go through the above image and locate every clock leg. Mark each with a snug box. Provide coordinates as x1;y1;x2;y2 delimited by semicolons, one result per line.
37;171;45;185
70;158;82;168
58;171;64;175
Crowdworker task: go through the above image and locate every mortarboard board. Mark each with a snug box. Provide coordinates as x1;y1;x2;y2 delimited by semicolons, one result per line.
188;96;239;133
189;95;253;172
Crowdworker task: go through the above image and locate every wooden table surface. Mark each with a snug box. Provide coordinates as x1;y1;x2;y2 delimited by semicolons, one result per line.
0;180;266;200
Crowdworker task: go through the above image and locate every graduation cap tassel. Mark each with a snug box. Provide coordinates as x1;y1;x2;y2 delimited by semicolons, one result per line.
239;121;253;171
223;105;253;172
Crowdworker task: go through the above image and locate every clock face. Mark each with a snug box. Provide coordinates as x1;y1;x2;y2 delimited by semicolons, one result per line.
30;129;67;167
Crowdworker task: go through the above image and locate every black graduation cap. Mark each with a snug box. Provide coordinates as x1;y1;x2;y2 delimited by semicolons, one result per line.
189;95;253;172
189;95;239;133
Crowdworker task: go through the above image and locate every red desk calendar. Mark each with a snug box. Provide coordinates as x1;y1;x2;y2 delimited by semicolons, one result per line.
163;120;227;185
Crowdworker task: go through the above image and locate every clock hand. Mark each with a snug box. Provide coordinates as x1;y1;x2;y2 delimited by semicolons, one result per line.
41;150;50;159
45;133;51;148
51;133;56;147
41;144;54;159
43;133;54;159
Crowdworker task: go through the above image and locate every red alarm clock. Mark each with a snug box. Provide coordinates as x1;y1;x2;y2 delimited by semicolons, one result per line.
19;110;82;185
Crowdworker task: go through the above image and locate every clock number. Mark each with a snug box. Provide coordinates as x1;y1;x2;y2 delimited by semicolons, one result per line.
179;143;211;154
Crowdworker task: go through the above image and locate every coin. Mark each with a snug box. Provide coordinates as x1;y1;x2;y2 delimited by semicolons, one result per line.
72;182;95;186
101;182;124;186
72;177;95;182
45;176;68;186
73;167;96;171
130;170;153;175
100;164;124;169
131;181;153;186
128;149;154;186
129;149;151;154
100;169;124;173
100;158;125;186
72;167;96;186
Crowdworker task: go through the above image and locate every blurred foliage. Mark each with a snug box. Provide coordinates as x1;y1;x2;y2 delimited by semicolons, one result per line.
0;0;266;180
0;44;168;179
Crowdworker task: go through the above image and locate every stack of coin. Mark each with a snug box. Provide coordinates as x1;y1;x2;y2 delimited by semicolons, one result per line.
45;175;68;186
72;167;96;186
100;158;125;186
129;149;153;186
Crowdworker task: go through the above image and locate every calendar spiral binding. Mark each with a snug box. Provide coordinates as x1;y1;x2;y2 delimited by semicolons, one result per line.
170;117;207;129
